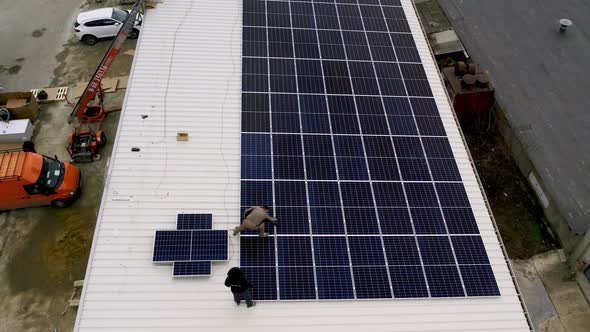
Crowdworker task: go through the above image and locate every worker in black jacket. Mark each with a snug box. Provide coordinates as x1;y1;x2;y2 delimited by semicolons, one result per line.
224;267;255;307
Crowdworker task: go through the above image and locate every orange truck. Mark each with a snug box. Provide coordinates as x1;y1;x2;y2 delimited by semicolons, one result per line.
0;150;81;210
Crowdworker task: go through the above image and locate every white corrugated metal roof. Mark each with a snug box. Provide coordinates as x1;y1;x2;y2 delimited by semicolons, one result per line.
74;0;531;331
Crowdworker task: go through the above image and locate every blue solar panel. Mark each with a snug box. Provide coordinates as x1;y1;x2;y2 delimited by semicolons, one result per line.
241;133;271;155
239;0;498;301
313;236;350;266
177;213;213;230
305;157;338;180
241;267;278;300
348;236;386;266
274;181;307;206
417;236;456;265
459;264;500;297
279;266;316;300
411;208;447;234
344;207;379;235
310;207;346;234
277;237;313;266
451;235;491;265
389;266;429;298
378;208;413;234
308;182;340;206
316;266;355;300
191;230;228;261
173;261;211;277
366;157;400;180
353;266;392;299
337;157;369;180
241;155;272;179
383;236;421;266
424;265;465;298
153;230;192;262
240;236;276;267
274;207;309;234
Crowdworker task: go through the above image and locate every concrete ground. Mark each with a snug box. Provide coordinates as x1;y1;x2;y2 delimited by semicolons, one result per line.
514;250;590;332
0;0;82;91
0;0;136;331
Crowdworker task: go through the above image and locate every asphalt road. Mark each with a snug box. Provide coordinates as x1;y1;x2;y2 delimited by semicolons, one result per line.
0;0;82;91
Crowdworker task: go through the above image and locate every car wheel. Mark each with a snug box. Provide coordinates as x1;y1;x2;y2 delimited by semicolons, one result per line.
82;35;98;45
51;199;72;208
128;28;139;39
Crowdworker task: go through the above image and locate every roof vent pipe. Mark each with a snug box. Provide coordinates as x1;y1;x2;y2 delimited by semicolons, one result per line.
559;19;573;32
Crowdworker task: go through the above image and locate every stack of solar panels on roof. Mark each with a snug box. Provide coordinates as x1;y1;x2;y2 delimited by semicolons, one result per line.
152;214;228;277
240;0;500;300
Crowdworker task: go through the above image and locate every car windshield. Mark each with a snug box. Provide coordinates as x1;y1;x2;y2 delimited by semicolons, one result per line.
112;8;129;22
36;157;64;190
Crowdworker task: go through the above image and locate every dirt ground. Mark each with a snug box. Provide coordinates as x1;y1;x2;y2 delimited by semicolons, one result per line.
461;117;557;259
0;1;136;330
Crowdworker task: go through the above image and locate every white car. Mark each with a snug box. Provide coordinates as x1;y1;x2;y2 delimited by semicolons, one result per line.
74;7;142;45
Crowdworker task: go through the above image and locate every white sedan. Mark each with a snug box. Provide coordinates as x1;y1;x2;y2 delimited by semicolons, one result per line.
74;7;142;45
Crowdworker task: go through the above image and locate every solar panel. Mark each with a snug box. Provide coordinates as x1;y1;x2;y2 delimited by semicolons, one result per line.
152;230;192;262
173;261;211;277
191;230;229;261
177;213;213;230
240;0;499;301
153;230;228;263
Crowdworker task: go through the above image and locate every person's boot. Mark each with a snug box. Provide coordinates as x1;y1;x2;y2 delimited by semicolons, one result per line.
233;227;240;236
247;301;256;308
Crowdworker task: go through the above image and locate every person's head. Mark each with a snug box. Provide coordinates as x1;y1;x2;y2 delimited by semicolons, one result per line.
262;205;270;211
227;267;243;277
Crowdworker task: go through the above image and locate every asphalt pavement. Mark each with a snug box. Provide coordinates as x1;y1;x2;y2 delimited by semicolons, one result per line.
439;0;590;234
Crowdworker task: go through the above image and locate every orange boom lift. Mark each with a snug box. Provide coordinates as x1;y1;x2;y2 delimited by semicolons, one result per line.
67;0;144;162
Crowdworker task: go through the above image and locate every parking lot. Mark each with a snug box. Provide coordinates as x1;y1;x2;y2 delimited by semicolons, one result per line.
0;0;135;330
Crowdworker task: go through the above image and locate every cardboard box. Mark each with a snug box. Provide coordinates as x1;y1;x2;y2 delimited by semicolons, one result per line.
0;92;39;121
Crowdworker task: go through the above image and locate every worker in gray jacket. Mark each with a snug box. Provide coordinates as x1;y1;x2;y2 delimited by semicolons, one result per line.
233;205;277;237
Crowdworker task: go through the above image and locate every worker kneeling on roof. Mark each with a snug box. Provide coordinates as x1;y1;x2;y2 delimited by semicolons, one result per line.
233;205;276;237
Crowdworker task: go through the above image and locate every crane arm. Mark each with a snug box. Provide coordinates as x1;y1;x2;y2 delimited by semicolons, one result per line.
71;0;145;119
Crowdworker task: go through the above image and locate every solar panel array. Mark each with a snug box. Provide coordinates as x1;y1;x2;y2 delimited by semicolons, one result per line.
240;0;500;300
152;214;228;277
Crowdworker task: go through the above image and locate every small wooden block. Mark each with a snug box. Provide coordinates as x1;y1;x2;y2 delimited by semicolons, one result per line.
176;132;189;141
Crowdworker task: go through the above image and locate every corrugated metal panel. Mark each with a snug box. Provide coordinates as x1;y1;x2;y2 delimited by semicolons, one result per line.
74;0;530;331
